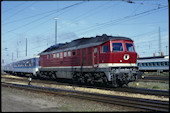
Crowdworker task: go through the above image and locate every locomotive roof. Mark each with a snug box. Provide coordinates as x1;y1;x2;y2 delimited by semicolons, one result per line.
40;34;133;55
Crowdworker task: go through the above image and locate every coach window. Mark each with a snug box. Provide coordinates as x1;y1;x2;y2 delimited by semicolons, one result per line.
142;63;145;66
112;43;123;52
141;63;143;66
29;61;32;66
160;62;163;66
31;60;34;66
33;60;35;66
126;43;134;52
164;62;167;66
146;63;148;66
144;63;147;66
26;61;29;66
68;51;71;56
102;45;109;53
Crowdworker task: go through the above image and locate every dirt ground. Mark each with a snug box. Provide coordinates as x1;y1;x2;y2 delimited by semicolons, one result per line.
1;86;140;112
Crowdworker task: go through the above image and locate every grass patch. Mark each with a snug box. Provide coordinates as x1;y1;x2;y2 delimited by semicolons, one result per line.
59;105;72;111
128;81;169;90
152;85;160;89
143;72;169;76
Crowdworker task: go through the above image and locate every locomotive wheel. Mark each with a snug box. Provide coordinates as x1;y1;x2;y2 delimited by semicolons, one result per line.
86;73;94;85
79;76;85;84
39;72;45;80
73;72;79;83
116;78;126;88
36;73;41;79
51;73;57;80
48;72;53;80
102;76;109;86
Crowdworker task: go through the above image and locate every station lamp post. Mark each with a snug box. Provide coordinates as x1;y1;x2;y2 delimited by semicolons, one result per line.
54;18;58;45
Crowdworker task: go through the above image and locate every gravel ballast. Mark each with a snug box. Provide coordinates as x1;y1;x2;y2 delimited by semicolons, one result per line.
1;86;139;112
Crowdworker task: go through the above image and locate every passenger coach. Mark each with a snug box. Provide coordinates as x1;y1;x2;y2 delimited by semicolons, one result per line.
3;56;40;77
137;55;169;72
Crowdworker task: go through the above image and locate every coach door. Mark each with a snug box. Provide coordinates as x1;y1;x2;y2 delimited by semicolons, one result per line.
93;47;99;68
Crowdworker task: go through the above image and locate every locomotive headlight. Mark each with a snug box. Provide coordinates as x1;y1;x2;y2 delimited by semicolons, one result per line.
123;54;130;60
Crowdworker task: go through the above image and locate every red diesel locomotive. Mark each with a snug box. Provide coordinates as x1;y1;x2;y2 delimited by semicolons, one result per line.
38;34;141;87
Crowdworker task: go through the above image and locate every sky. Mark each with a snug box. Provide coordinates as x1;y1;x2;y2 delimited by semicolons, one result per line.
1;0;169;65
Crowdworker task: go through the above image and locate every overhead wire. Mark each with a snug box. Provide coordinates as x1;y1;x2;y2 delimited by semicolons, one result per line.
2;1;86;35
3;2;36;21
2;2;81;25
68;1;118;24
26;2;116;44
2;1;27;13
2;1;87;45
24;3;79;34
75;5;168;35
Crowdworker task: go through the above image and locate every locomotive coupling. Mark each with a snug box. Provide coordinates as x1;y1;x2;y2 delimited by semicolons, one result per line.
136;71;143;79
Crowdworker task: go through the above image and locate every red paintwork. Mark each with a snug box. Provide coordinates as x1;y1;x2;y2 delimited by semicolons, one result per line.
39;39;137;67
99;40;137;64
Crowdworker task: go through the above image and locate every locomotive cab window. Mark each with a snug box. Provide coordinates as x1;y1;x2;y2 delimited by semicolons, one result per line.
126;43;134;52
101;45;109;53
112;43;123;52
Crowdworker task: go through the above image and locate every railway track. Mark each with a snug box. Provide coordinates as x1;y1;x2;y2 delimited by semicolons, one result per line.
1;82;169;112
1;76;169;97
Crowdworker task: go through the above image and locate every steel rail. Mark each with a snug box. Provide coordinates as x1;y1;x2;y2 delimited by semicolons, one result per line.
113;87;169;97
1;82;169;112
1;76;169;97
